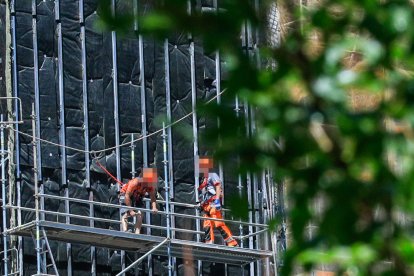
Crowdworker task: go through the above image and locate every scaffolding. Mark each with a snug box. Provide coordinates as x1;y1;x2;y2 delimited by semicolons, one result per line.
2;1;287;275
0;98;280;276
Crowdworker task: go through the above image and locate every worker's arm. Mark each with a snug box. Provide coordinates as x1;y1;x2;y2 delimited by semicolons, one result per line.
215;182;222;199
124;191;132;207
214;180;223;198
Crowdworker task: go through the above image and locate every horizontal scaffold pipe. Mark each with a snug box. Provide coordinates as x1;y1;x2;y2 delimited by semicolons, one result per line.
36;194;268;228
4;207;268;241
5;205;202;235
141;197;231;212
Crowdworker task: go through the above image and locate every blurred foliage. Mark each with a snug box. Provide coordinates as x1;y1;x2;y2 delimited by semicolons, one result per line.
98;0;414;274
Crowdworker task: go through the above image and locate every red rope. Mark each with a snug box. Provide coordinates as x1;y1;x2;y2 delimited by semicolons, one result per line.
95;159;125;186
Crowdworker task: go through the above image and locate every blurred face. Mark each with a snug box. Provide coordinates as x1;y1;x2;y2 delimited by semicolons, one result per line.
142;168;158;188
199;157;213;177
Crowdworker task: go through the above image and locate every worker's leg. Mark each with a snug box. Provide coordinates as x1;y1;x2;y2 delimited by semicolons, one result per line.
134;210;143;234
119;194;129;232
211;208;238;247
121;212;129;232
202;205;214;244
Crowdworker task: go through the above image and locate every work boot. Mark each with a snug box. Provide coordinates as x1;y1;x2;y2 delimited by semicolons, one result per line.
225;238;238;247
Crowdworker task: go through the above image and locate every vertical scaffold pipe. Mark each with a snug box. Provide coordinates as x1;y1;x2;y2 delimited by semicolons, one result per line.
139;37;148;168
164;37;177;272
187;1;202;274
242;16;255;275
244;101;254;276
261;171;271;276
32;104;41;276
31;0;42;181
110;0;123;273
132;8;138;276
137;2;148;169
238;171;245;275
1;115;8;276
55;1;72;274
110;0;121;186
79;0;95;273
137;6;151;273
213;0;225;210
162;123;172;276
235;96;245;276
10;1;23;274
212;2;227;274
250;110;262;276
131;134;136;178
34;0;48;258
251;0;269;269
189;14;202;276
130;133;139;276
267;171;278;276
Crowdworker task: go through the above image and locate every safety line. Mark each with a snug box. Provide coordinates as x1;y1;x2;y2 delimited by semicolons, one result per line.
95;159;125;186
7;88;227;155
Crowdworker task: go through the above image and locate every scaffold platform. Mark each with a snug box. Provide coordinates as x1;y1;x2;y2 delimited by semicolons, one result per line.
7;220;272;266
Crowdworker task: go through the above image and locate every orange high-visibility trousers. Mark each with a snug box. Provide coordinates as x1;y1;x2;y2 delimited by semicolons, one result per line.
202;205;238;246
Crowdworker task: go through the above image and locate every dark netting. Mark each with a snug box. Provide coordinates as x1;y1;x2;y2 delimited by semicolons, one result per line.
0;1;6;105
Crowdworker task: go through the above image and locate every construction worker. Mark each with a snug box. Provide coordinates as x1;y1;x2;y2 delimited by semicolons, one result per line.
197;157;238;247
120;168;158;234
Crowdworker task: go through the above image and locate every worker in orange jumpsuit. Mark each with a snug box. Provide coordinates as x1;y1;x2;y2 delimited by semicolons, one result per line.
198;157;238;247
120;168;158;234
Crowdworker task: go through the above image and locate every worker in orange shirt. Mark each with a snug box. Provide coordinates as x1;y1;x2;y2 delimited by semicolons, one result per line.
197;157;238;247
120;168;158;234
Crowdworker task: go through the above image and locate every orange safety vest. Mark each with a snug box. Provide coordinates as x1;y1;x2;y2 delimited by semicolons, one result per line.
121;179;154;202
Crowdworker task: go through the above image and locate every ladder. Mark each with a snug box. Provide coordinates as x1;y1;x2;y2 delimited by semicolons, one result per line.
30;229;59;276
0;247;20;276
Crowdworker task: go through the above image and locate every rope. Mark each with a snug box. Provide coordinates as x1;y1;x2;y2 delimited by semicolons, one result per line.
95;159;125;186
7;88;227;155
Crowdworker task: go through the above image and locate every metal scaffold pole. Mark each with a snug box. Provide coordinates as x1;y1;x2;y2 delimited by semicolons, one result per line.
1;115;8;276
261;171;271;276
109;0;124;273
242;98;255;276
242;14;256;275
162;123;172;276
55;1;72;274
235;95;245;276
187;1;202;274
31;104;41;275
250;111;262;276
131;134;136;178
164;35;177;273
130;133;139;276
268;171;278;276
79;0;95;273
10;1;23;274
135;1;152;272
132;4;139;276
31;0;42;182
